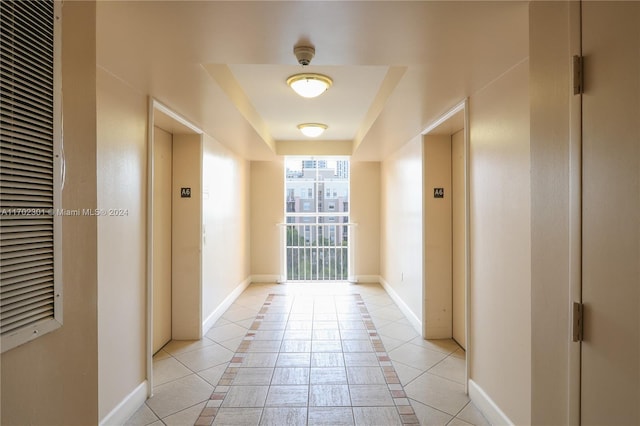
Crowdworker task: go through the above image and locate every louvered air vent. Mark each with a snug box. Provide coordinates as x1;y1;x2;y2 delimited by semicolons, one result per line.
0;0;62;352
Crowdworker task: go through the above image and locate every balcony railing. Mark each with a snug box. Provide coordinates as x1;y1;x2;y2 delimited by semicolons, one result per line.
279;222;356;282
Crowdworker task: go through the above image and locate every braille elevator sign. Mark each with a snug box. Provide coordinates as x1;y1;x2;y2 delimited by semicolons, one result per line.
434;188;444;198
181;187;191;198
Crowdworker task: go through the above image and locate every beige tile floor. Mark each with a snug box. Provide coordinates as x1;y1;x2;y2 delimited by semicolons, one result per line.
125;282;489;426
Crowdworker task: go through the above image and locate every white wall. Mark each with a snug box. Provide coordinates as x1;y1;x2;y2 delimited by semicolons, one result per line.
380;136;424;322
94;33;253;426
468;59;531;425
379;59;531;426
201;134;251;321
96;68;148;420
94;93;253;420
350;162;381;279
250;160;284;280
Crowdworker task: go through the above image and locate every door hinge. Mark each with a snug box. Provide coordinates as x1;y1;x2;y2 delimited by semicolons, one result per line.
573;55;584;95
572;301;584;342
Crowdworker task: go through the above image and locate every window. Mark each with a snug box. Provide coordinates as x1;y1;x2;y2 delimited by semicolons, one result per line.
286;189;295;212
0;0;62;352
284;157;350;281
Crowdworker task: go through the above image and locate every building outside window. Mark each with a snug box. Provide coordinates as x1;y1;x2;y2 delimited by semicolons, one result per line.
284;157;350;281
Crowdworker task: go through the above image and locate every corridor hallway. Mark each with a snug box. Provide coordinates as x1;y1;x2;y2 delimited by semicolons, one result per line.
125;283;488;425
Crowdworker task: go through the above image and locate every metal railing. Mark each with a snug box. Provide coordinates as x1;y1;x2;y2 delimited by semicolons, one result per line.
279;222;356;282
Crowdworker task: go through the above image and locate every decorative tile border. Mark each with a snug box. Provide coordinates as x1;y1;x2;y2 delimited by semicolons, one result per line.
195;293;419;425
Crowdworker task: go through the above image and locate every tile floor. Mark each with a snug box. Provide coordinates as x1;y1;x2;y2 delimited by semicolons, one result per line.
125;282;489;426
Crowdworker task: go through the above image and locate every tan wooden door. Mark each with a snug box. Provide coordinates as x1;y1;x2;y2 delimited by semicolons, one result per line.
581;2;640;424
451;129;466;349
152;127;173;353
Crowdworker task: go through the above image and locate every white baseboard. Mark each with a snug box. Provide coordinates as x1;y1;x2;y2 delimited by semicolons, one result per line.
202;276;252;334
251;274;281;283
378;276;422;334
354;275;381;283
468;379;514;426
99;381;147;426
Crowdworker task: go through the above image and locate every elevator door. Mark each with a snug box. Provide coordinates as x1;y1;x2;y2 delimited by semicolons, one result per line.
451;129;466;349
152;127;172;353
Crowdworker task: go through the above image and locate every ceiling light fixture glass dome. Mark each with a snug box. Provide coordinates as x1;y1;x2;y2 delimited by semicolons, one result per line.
287;73;333;98
297;123;328;138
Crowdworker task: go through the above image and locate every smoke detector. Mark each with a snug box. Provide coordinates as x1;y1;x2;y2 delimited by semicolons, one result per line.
287;43;332;98
293;45;315;66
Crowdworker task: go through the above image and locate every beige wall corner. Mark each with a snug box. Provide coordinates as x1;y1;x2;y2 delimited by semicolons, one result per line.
96;68;148;420
380;136;424;322
468;59;531;425
350;162;381;278
250;160;285;277
201;134;252;326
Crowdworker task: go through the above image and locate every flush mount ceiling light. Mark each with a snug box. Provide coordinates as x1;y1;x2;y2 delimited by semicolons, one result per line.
287;73;333;98
287;45;333;98
297;123;327;138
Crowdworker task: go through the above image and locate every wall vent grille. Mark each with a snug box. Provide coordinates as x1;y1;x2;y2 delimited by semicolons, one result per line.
0;0;62;352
